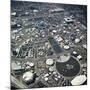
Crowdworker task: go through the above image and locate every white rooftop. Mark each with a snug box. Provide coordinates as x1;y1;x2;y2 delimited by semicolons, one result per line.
73;51;77;55
12;62;21;70
23;71;34;82
64;45;70;50
71;75;87;85
77;55;82;60
49;66;54;72
46;59;54;66
75;38;80;43
44;77;48;81
11;12;16;16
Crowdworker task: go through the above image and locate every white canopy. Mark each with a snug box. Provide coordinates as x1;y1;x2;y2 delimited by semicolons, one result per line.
23;71;34;82
71;75;87;85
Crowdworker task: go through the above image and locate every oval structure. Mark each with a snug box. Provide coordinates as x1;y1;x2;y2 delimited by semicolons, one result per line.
56;57;80;77
71;75;87;85
22;71;34;82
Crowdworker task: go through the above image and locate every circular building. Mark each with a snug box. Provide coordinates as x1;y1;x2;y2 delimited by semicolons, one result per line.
46;58;54;66
71;75;87;85
22;71;36;84
56;57;80;77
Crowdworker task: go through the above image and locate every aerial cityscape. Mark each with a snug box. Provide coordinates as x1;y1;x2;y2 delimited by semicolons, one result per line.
11;0;87;89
